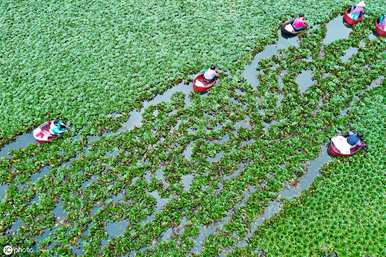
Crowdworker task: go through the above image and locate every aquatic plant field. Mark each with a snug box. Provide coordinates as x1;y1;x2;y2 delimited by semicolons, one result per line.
1;1;385;256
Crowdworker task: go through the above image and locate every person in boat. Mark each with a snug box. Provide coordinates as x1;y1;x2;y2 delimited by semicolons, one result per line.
377;15;386;30
203;64;220;83
291;13;307;32
346;131;362;148
49;119;67;135
330;131;362;155
348;1;366;20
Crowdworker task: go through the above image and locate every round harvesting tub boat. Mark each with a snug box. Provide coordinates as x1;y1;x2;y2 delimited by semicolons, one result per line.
375;19;386;37
343;9;364;26
33;121;60;143
280;21;308;37
327;140;365;157
192;73;218;93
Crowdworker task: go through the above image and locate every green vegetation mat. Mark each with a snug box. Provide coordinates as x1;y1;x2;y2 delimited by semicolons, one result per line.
1;0;384;141
0;1;385;257
231;89;385;257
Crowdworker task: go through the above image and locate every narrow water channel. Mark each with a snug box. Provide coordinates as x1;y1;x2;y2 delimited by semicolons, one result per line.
219;145;331;256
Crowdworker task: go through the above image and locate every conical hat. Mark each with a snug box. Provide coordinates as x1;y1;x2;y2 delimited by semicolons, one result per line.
357;1;366;7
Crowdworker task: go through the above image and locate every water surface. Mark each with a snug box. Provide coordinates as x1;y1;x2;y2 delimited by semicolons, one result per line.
323;16;352;44
0;133;36;158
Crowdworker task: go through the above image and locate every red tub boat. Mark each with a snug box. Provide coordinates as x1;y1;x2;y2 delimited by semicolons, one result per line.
33;121;61;143
192;73;219;93
280;21;308;37
327;137;365;157
375;19;386;37
343;9;364;26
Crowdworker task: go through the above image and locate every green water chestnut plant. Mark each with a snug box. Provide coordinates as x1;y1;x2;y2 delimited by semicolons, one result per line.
1;2;385;257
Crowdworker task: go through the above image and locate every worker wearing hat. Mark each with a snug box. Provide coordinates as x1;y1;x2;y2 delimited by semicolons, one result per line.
349;1;366;20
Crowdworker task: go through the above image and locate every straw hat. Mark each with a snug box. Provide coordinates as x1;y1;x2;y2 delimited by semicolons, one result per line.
357;1;366;7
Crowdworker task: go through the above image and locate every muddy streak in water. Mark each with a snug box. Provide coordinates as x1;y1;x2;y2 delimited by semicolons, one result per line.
160;216;189;241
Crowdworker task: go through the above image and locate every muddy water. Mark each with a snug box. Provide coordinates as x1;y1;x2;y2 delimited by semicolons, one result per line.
0;133;36;158
91;204;102;216
296;70;315;94
155;169;169;188
233;201;283;250
243;30;299;88
105;147;119;158
368;33;377;41
30;194;40;204
276;70;287;106
111;191;125;203
263;120;279;131
132;216;190;257
144;170;153;183
241;139;255;147
74;220;98;254
323;16;352;44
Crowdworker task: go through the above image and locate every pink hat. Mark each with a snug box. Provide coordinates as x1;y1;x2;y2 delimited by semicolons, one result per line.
357;1;366;7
